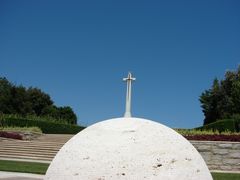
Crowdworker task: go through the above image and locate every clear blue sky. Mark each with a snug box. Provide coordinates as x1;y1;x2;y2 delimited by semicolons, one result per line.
1;0;240;128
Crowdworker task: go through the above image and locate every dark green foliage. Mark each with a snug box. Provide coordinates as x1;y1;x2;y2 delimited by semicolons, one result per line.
2;116;84;134
27;87;53;116
197;119;240;133
200;66;240;125
0;77;77;124
0;77;14;114
42;105;77;124
11;86;32;115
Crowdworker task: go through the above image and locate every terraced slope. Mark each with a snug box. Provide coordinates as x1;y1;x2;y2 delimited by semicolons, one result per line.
0;134;73;163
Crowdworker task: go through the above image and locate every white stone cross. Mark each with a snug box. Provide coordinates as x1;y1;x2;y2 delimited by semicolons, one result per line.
123;72;136;117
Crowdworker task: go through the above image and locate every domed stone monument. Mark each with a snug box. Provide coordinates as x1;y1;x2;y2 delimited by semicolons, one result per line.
45;73;213;180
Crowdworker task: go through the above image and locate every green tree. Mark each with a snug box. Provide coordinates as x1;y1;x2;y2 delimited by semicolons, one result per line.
57;106;77;124
0;77;78;124
27;87;53;116
41;105;59;119
42;106;77;124
200;66;240;125
11;85;32;115
0;77;14;114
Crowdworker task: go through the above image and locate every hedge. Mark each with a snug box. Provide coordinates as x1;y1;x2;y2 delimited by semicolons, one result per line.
1;117;85;134
197;119;240;133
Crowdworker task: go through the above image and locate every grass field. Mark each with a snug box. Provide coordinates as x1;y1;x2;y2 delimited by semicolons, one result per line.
0;160;49;174
212;172;240;180
0;160;239;179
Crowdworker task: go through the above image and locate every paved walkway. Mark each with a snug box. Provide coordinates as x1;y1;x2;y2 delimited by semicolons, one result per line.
211;170;240;174
0;171;44;180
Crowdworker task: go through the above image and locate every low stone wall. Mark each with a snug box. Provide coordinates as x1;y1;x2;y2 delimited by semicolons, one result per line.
190;140;240;171
19;131;42;140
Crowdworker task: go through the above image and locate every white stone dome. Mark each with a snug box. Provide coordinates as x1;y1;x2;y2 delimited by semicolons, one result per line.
45;117;212;180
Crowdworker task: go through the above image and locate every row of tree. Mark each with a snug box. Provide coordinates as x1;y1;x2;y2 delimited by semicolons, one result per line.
0;77;77;124
200;66;240;125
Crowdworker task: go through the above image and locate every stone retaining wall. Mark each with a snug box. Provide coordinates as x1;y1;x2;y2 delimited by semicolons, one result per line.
190;141;240;171
20;132;42;140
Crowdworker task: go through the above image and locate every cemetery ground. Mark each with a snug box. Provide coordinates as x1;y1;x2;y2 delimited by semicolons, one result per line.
0;127;240;179
0;160;239;180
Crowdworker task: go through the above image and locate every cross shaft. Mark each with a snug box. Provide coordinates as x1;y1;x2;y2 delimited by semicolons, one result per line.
123;72;136;117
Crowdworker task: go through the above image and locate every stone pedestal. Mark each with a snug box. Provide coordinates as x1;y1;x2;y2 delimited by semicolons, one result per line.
45;118;213;180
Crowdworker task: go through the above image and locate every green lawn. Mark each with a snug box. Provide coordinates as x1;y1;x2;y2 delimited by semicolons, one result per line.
0;160;239;179
211;172;240;180
0;160;49;174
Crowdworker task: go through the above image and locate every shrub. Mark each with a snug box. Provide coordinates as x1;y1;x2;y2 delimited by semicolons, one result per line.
1;117;85;134
175;128;240;142
184;134;240;142
0;131;22;140
0;126;42;133
2;114;69;124
196;119;240;133
175;129;240;136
